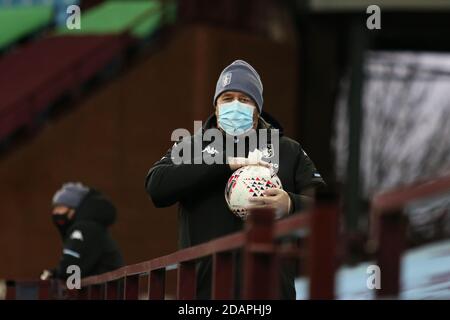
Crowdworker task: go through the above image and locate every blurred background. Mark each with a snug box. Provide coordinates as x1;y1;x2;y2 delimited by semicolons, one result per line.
0;0;449;299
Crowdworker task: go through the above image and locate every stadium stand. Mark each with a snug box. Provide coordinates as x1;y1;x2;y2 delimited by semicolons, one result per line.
56;1;171;39
0;0;175;143
0;5;53;52
0;34;131;140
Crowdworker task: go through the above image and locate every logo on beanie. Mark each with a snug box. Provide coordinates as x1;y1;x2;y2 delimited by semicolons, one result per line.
222;72;232;87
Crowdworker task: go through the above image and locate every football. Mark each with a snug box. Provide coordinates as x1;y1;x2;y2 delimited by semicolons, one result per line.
225;165;283;219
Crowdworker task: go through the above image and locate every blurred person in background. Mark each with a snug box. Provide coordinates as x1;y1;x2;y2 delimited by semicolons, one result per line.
40;182;123;280
145;60;325;299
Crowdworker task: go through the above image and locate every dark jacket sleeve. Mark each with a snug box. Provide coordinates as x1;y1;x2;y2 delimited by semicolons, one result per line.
287;146;326;213
145;141;233;208
52;222;103;280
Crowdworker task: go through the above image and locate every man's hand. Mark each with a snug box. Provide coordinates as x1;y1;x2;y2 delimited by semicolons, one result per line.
228;157;271;171
40;269;53;281
247;188;292;219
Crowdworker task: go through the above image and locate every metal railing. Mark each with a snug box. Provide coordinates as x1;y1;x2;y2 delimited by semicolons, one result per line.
5;200;339;300
7;173;449;300
370;174;450;298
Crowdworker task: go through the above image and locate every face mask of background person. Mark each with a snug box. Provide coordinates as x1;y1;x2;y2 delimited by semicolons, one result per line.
215;91;259;136
52;205;75;236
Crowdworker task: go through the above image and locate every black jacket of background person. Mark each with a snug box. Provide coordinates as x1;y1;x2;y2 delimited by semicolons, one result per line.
145;113;325;299
52;189;124;279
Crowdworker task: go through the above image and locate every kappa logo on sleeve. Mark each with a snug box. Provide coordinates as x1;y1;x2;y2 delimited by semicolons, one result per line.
70;230;84;241
202;145;219;155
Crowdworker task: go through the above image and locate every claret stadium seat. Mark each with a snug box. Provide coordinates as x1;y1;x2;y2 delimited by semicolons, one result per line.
0;0;177;142
0;5;53;52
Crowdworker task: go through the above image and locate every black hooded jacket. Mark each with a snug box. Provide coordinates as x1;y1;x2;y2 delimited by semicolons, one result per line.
145;113;325;299
52;189;124;279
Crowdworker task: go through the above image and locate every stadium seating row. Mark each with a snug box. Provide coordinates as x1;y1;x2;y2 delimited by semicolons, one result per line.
0;1;176;142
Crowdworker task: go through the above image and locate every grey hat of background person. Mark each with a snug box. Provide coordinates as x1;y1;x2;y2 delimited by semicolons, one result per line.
52;182;90;209
213;60;264;113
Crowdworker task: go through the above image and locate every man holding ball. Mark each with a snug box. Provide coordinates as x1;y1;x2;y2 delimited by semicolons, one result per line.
145;60;325;299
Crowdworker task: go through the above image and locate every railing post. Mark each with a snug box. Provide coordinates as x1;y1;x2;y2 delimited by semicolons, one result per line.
149;269;166;300
177;261;196;299
116;278;125;300
5;281;16;300
105;280;119;300
212;251;234;299
38;280;50;300
242;207;277;299
89;284;103;300
78;287;89;300
308;200;338;299
87;285;92;299
138;274;149;300
124;275;139;300
376;210;405;299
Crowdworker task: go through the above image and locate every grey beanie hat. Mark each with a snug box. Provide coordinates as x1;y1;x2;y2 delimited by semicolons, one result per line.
213;60;264;113
52;182;90;209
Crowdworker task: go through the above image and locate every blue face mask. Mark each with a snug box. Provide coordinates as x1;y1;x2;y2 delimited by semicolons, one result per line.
217;100;254;136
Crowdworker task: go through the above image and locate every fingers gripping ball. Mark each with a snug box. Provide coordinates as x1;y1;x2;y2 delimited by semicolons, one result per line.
225;165;283;219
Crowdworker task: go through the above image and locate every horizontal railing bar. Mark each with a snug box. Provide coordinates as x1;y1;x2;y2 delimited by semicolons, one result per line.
274;211;310;238
125;262;151;276
149;232;245;271
277;246;304;260
81;212;312;288
245;244;275;253
82;232;245;286
372;174;450;212
82;267;126;287
166;264;178;271
81;276;99;287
